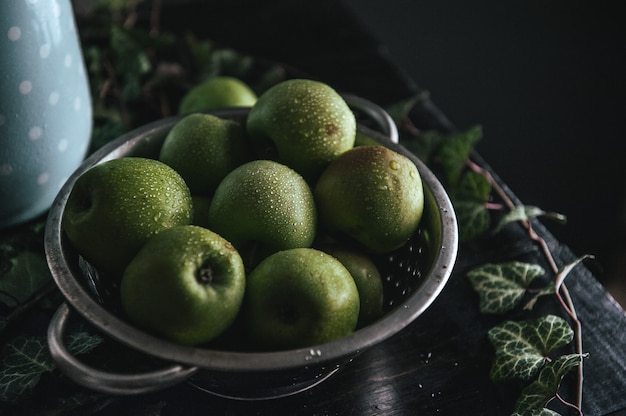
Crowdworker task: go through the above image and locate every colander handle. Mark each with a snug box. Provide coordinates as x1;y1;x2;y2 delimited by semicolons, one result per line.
47;303;198;395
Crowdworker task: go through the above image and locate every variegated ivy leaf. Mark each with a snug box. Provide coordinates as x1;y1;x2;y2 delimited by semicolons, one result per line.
453;199;491;243
488;315;574;381
515;353;587;412
0;333;102;403
493;205;567;234
0;337;55;403
467;262;545;314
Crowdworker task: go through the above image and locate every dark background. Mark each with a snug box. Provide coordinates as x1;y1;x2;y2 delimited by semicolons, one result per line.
340;0;626;288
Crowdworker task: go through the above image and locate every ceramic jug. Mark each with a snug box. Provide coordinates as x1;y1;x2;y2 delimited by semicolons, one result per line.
1;0;92;228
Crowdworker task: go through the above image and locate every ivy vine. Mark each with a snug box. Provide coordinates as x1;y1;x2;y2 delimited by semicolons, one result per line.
390;113;589;414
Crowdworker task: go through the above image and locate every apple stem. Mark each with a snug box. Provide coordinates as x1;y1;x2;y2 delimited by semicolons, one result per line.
196;260;214;285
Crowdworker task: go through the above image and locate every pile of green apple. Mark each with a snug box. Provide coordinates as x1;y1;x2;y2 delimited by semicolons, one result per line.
62;78;425;351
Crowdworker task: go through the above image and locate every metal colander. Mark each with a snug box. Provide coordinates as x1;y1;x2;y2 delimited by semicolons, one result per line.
44;97;458;400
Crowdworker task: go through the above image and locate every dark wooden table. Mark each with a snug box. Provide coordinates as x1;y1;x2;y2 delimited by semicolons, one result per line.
1;1;625;415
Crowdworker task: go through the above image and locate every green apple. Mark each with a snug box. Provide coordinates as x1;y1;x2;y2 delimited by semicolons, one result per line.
319;245;384;327
243;248;359;350
62;157;193;277
246;79;356;182
159;113;249;196
178;76;257;114
314;145;424;254
120;225;246;346
208;160;317;268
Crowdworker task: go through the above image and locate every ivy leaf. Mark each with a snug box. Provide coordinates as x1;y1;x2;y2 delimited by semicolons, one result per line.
493;205;567;234
524;255;593;311
438;125;483;187
454;169;492;203
451;170;493;242
488;315;574;381
453;199;491;243
0;333;102;403
184;33;256;83
554;255;594;292
110;25;152;101
0;337;55;403
511;408;561;416
402;128;446;162
385;92;427;124
515;353;587;412
0;251;52;307
209;48;255;78
67;331;104;356
185;33;215;80
467;262;545;314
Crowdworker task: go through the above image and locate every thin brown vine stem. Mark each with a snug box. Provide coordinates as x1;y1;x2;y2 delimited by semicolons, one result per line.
556;392;584;416
467;158;585;411
559;282;585;410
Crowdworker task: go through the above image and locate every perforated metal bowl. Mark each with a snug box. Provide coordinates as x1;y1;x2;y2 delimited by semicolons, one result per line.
44;96;458;399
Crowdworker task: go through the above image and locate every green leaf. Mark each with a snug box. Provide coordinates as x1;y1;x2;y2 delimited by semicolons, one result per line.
401;129;446;162
0;333;102;403
467;262;545;314
511;408;561;416
110;25;152;101
453;199;491;243
493;206;567;234
385;93;427;123
0;337;55;403
185;33;214;78
554;255;593;291
184;33;255;82
454;170;492;203
210;48;255;77
488;315;574;381
515;354;587;412
253;64;289;95
438;125;483;187
68;331;104;356
0;251;52;307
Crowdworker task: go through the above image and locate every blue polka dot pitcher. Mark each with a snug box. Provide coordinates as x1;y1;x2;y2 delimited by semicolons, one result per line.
1;0;92;228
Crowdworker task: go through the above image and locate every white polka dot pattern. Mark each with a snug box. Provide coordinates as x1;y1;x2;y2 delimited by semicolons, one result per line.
0;0;93;228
